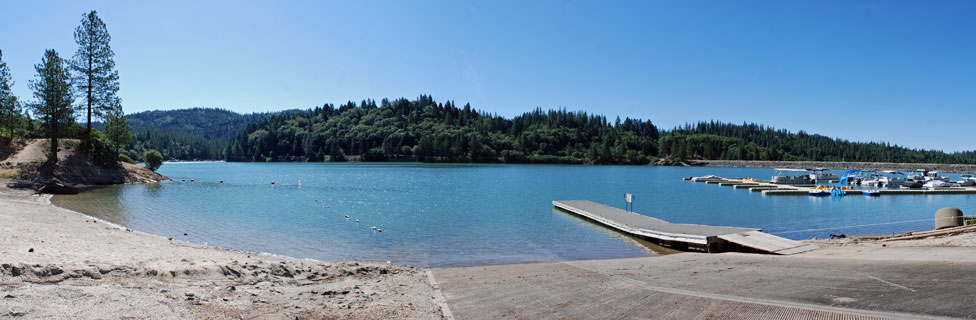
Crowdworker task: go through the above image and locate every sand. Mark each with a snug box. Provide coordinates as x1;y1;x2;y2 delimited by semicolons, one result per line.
0;184;447;319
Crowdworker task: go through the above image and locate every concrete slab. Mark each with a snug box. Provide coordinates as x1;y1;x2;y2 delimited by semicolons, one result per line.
434;250;976;319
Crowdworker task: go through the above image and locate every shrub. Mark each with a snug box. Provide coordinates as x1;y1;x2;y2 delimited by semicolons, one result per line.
143;150;163;172
118;154;135;164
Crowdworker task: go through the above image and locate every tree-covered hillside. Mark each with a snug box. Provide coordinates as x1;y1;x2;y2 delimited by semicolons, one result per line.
104;108;273;160
660;121;976;164
226;95;660;164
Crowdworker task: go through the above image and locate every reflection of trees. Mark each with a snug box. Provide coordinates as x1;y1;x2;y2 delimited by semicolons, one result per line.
51;185;131;226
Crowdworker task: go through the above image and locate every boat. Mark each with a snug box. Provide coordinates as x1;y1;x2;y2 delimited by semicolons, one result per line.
840;170;862;185
860;173;883;187
958;175;976;187
902;169;926;188
878;170;906;188
808;168;839;183
771;168;813;185
923;170;951;182
923;180;960;190
690;174;721;182
809;189;831;196
862;189;881;196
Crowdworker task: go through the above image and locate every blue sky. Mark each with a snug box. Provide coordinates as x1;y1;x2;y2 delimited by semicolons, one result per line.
1;1;974;151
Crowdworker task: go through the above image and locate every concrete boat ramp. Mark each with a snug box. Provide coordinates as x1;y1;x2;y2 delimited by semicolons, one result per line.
553;200;817;254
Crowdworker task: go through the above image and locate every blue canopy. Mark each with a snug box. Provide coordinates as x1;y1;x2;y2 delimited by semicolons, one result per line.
844;170;861;174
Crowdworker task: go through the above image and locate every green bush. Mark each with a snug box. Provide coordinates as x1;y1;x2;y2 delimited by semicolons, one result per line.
143;150;163;172
89;129;119;166
118;154;135;164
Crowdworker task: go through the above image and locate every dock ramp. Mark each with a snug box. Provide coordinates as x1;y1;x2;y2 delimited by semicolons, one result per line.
553;200;817;254
718;231;818;255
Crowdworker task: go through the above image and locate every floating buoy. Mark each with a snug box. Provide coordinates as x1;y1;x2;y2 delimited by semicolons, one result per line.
220;180;224;184
355;219;359;223
271;181;275;185
190;179;195;182
326;206;330;208
377;229;382;233
372;226;376;230
315;200;318;202
344;215;349;219
181;179;185;182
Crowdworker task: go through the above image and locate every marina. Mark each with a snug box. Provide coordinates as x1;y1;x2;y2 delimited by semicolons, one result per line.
687;170;976;196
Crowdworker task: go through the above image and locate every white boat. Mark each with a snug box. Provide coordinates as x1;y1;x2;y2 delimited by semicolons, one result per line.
879;170;905;188
809;189;831;196
860;173;883;187
903;169;926;188
808;168;839;183
924;171;951;182
771;168;813;185
690;174;721;182
862;189;881;196
923;180;959;190
958;175;976;187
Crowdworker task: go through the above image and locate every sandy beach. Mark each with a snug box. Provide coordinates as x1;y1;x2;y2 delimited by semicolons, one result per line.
0;184;448;319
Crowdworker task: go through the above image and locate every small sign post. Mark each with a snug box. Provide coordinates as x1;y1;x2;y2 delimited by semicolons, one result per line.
625;193;634;212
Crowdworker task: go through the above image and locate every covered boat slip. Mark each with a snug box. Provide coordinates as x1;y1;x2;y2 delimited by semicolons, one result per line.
552;200;817;254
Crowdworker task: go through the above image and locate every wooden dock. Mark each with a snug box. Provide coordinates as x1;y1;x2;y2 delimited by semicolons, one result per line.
553;200;817;254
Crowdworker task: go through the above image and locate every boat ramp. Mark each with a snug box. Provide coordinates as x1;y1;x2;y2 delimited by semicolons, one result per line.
553;200;817;254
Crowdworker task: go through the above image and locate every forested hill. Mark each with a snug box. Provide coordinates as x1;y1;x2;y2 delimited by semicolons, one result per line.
223;96;976;165
106;108;275;161
661;121;976;164
225;95;659;164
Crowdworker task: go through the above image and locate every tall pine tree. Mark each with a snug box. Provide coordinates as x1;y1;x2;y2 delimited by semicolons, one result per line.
0;50;23;137
103;97;131;154
29;49;74;164
71;10;119;152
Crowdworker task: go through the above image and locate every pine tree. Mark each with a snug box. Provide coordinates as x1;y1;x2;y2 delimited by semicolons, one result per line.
71;10;119;152
103;98;131;154
29;49;74;164
0;50;23;137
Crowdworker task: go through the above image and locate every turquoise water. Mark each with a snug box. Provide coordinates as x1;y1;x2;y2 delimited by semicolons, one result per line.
53;163;976;267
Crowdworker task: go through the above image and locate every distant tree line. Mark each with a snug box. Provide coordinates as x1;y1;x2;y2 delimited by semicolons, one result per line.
225;95;660;164
97;108;272;161
660;121;976;164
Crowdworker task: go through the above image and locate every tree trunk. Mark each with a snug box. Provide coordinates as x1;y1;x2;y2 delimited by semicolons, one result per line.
50;105;58;165
85;52;92;154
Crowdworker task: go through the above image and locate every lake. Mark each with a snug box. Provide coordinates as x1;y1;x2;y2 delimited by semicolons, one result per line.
52;162;976;267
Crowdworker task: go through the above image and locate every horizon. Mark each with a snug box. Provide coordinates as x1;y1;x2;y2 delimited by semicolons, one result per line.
2;1;975;152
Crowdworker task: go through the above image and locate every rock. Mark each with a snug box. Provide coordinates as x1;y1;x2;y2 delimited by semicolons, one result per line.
27;248;33;253
34;179;79;194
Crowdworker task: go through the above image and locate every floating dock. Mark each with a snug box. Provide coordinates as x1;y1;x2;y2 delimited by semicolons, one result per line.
685;177;976;195
553;200;817;254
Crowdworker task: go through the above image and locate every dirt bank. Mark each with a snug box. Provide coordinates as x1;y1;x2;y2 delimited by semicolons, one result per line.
0;138;169;188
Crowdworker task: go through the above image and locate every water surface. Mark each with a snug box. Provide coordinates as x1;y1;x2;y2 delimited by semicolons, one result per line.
52;163;976;267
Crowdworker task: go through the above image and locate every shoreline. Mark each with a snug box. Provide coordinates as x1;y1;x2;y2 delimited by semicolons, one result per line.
686;159;976;173
0;183;447;319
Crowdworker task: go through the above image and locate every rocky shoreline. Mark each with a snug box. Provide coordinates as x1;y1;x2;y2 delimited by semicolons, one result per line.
683;160;976;173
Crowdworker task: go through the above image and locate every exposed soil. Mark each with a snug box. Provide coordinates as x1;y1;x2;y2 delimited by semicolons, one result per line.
0;138;169;189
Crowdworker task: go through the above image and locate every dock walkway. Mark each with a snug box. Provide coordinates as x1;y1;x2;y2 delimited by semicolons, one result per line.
553;200;816;254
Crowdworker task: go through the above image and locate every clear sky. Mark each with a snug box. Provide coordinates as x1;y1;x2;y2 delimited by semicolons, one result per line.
1;0;974;151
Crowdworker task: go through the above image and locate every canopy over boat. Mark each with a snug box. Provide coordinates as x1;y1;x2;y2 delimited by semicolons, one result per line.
844;169;861;174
